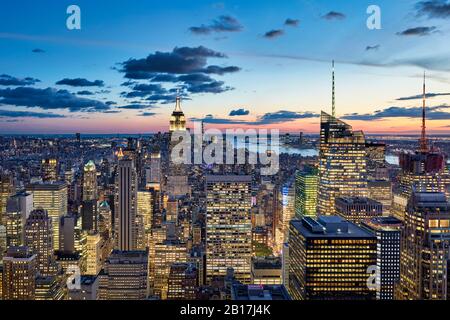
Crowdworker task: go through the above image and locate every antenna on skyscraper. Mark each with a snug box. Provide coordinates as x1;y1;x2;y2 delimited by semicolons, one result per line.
332;60;336;118
175;88;182;112
419;71;428;153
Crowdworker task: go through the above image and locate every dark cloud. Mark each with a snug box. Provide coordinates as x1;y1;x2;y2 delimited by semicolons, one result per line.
189;15;243;35
257;110;319;124
322;11;346;20
193;110;318;125
151;74;179;82
416;0;450;19
366;44;380;51
122;83;167;98
0;74;40;86
139;112;157;117
191;114;249;125
146;94;178;104
0;87;110;112
285;18;300;27
185;80;231;94
342;105;450;120
32;48;45;53
229;108;250;116
0;109;65;118
396;26;437;36
77;90;94;96
117;104;156;110
120;46;228;79
263;29;284;39
397;92;450;100
119;46;240;100
103;110;121;114
56;78;105;87
202;65;241;75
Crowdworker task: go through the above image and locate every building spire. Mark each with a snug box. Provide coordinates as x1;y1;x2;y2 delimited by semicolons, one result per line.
419;71;428;153
332;60;336;117
175;89;182;112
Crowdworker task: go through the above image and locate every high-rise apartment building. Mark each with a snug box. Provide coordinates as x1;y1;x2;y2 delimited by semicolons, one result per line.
206;175;252;284
288;216;377;300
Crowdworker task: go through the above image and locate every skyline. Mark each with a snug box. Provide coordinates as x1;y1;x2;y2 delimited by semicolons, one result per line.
1;0;450;134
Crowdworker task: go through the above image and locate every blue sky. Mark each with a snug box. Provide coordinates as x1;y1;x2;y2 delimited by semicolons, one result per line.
0;0;450;133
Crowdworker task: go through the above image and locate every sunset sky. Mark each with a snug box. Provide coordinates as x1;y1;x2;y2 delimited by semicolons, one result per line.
1;0;450;134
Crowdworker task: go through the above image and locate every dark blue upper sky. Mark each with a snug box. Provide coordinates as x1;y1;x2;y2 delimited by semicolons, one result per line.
1;0;450;133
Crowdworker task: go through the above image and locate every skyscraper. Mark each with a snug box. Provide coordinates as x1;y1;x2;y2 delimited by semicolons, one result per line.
145;151;161;186
367;180;392;215
81;199;98;232
317;112;368;215
26;182;67;250
362;216;401;300
397;192;450;300
393;75;450;221
82;160;98;201
288;216;377;300
98;200;112;238
98;250;148;300
335;197;383;224
0;172;14;224
4;192;32;247
137;190;153;232
2;246;37;300
150;240;188;299
206;175;252;284
85;232;102;276
169;95;186;133
41;158;58;182
24;209;57;276
167;95;190;197
275;178;295;253
167;263;198;300
116;157;138;251
294;166;318;218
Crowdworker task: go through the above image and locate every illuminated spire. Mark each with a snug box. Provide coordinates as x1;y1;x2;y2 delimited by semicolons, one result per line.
332;60;336;117
175;89;182;112
419;71;428;153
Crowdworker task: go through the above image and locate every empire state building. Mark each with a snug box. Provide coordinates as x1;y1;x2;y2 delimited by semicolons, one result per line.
169;96;186;132
167;94;190;197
